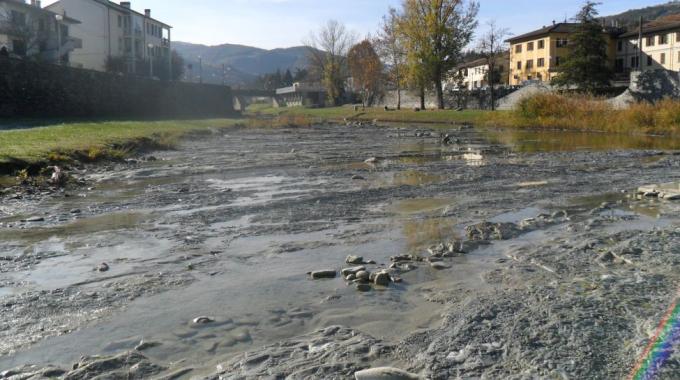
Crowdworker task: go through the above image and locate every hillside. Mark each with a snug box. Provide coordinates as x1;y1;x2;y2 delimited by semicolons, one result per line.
605;1;680;28
173;42;311;86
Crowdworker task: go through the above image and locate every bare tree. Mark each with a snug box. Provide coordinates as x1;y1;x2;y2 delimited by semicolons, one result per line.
375;7;406;110
304;20;357;106
0;8;53;60
478;21;510;110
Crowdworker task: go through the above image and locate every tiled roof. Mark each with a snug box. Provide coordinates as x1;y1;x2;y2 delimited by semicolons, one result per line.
620;14;680;38
506;23;581;43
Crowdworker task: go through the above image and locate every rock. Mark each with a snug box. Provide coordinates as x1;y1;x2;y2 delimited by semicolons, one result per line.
346;274;357;281
430;262;451;270
49;166;67;186
352;175;366;180
342;266;366;277
356;283;372;292
374;272;391;287
135;340;161;351
465;222;521;241
390;254;413;262
69;209;82;214
192;316;215;324
356;271;370;282
96;263;110;272
311;270;337;279
355;367;421;379
597;251;616;263
346;255;365;264
364;157;378;164
23;216;45;222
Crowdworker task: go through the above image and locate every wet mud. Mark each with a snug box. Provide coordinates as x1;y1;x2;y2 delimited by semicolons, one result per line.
2;124;680;378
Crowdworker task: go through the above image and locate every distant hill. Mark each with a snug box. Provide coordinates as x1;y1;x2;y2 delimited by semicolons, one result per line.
604;1;680;28
173;42;312;86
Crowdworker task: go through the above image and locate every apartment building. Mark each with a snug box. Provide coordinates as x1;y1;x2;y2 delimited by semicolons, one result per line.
506;22;619;86
450;54;510;90
616;15;680;74
46;0;171;74
0;0;81;63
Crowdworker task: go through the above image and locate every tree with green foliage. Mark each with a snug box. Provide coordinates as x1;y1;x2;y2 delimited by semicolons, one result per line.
551;1;612;91
397;0;479;109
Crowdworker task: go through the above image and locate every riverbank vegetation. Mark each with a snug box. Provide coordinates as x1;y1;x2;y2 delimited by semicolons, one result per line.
0;119;240;174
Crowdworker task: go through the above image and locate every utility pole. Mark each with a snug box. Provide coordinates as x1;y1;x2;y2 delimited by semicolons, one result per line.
222;63;226;86
198;56;203;84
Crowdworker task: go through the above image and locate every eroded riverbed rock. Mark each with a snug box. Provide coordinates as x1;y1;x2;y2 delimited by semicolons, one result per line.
465;221;522;241
355;367;421;380
211;326;391;379
64;351;164;380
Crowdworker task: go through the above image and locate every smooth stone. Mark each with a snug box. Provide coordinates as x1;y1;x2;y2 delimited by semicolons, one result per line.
356;271;370;282
192;316;215;325
311;270;337;279
356;283;372;292
346;274;357;281
24;216;45;222
97;263;110;272
364;157;378;164
135;341;161;351
341;266;366;277
346;255;364;264
352;175;366;180
430;262;450;270
374;272;391;286
355;367;421;380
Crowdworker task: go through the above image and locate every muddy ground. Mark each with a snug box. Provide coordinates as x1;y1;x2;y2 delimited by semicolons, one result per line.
2;124;680;379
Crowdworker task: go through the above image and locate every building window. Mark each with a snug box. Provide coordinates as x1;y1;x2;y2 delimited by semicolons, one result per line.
615;58;624;73
118;15;122;28
515;44;522;53
538;39;545;49
12;39;26;56
516;61;522;70
526;60;533;69
555;56;561;66
661;53;666;65
647;55;653;66
556;39;568;48
631;56;639;68
617;40;623;51
646;36;655;47
10;11;26;26
527;42;534;51
660;34;668;45
537;58;545;67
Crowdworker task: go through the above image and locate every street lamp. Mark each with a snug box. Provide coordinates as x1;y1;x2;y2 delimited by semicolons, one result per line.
147;43;154;78
55;14;63;65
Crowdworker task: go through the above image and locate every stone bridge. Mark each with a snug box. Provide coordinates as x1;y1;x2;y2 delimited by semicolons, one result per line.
232;89;277;112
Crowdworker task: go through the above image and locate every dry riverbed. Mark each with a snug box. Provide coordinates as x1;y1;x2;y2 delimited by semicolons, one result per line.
2;124;680;379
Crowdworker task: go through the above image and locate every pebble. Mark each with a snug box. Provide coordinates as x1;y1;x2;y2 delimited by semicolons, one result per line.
352;175;366;180
96;263;110;272
354;367;421;379
310;270;337;279
430;262;451;270
192;316;215;324
356;271;370;282
374;272;391;286
346;255;364;264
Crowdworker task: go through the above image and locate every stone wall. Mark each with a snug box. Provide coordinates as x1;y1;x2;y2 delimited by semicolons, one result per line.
380;88;518;110
0;57;235;119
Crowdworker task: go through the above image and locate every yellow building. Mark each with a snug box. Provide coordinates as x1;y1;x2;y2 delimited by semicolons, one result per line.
507;22;619;85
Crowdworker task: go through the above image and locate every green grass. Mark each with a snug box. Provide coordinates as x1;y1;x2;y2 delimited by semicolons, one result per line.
0;119;241;167
247;105;497;125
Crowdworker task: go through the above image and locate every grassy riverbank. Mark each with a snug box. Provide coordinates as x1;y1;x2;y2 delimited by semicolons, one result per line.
247;104;495;125
250;96;680;135
0;119;241;174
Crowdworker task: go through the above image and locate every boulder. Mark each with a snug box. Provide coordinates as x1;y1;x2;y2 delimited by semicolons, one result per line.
342;266;366;277
346;255;365;264
311;270;337;279
374;272;391;287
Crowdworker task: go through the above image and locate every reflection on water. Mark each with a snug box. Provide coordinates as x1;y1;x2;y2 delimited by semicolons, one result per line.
485;129;680;152
402;217;458;252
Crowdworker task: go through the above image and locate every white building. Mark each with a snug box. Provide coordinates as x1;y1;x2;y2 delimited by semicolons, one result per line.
616;15;680;74
46;0;171;74
0;0;81;64
448;54;510;91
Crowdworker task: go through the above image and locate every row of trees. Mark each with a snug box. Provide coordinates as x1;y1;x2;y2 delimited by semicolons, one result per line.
303;0;616;109
305;0;482;109
255;68;309;91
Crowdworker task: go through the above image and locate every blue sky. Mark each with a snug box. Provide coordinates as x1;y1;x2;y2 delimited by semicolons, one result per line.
44;0;665;49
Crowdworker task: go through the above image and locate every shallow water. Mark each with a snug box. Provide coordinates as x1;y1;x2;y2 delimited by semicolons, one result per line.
2;124;680;375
